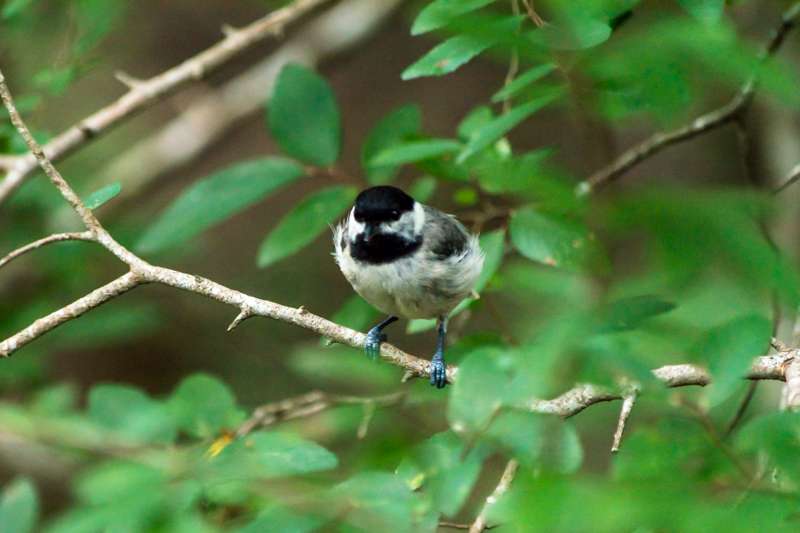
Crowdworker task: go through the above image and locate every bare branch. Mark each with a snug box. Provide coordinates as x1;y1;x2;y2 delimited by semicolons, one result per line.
469;459;519;533
579;2;800;194
0;0;332;205
0;231;93;269
0;272;141;357
85;0;402;207
611;386;638;453
773;162;800;195
236;390;405;438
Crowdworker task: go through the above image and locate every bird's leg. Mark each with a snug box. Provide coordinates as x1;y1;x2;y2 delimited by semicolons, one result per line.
364;315;398;361
430;316;448;389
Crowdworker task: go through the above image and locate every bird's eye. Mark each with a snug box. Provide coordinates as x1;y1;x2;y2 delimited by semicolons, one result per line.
390;210;400;219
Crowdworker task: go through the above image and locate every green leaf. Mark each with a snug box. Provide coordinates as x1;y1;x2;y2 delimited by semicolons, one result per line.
237;505;322;533
370;139;461;166
403;16;520;81
457;106;493;140
492;64;557;103
289;344;398;389
411;0;496;35
695;314;771;405
457;93;559;163
409;176;437;202
596;295;676;334
334;472;416;533
167;374;244;438
448;347;509;432
88;384;176;444
362;104;421;184
211;432;337;479
395;431;486;516
677;0;724;24
82;182;121;210
330;294;380;333
257;185;356;268
510;207;593;269
76;461;166;505
268;64;341;166
0;478;38;533
2;0;35;20
137;157;303;254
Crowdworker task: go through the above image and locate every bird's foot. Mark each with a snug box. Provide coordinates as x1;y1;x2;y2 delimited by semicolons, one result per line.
364;327;387;361
430;355;447;389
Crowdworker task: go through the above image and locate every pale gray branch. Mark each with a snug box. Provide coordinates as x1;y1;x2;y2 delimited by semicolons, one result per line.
0;0;331;205
0;231;93;269
611;387;638;453
84;0;402;207
469;459;519;533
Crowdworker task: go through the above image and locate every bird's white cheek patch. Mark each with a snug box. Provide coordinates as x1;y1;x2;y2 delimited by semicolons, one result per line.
347;209;365;240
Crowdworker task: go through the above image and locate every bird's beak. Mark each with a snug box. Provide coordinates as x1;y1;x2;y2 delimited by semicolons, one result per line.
363;224;377;242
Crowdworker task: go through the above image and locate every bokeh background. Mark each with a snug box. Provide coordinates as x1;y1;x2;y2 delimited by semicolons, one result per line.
2;0;800;530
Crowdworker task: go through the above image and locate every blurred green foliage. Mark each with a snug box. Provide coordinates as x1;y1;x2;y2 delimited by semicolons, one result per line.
3;0;800;531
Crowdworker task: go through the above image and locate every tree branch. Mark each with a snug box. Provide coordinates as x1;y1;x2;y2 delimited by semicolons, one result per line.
0;231;93;269
0;0;332;205
80;0;402;208
469;459;519;533
579;2;800;194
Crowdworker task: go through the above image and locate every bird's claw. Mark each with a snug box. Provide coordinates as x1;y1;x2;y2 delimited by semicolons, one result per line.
430;357;447;389
364;328;386;361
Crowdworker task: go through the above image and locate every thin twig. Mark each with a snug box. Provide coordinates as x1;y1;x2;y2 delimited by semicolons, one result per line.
0;231;93;269
236;390;406;438
469;459;519;533
0;0;331;205
79;0;402;209
611;386;638;453
773;163;800;195
579;2;800;194
724;381;759;439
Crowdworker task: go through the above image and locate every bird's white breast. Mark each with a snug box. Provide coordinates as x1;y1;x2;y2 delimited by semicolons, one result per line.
333;221;483;319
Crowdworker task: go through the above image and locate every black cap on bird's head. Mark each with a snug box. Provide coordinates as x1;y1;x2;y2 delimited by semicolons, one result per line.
353;186;415;224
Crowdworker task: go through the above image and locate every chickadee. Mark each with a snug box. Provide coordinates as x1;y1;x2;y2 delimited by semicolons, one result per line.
334;186;484;388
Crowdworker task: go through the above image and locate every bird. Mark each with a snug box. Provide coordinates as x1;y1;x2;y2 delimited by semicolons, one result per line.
333;185;484;388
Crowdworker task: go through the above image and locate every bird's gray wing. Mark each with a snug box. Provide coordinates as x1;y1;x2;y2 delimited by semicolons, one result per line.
423;206;469;259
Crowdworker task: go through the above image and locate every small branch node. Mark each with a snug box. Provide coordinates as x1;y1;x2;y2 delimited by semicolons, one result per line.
221;23;239;37
227;307;253;332
114;71;144;89
611;385;639;453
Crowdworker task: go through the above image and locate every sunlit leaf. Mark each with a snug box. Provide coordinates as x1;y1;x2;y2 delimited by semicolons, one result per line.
88;384;176;444
677;0;724;24
411;0;496;35
694;314;771;405
268;64;341;166
370;139;461;166
0;478;38;533
457;93;559;163
492;63;557;103
362;104;421;184
510;207;593;269
257;185;356;268
137;158;303;254
167;374;244;438
82;182;121;210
